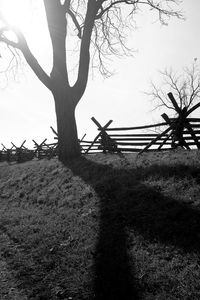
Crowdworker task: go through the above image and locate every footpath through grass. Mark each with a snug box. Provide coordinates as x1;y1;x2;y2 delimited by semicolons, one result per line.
0;150;200;299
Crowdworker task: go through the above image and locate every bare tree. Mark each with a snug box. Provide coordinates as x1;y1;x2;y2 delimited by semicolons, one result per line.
146;60;200;149
0;0;183;161
147;60;200;115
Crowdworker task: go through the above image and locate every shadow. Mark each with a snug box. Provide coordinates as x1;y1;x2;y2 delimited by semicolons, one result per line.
65;155;200;299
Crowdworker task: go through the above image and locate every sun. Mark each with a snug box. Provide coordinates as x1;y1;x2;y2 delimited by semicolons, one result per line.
0;0;51;62
0;0;32;33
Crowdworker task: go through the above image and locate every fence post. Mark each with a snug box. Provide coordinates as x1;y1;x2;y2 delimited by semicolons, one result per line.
85;118;114;154
32;139;47;159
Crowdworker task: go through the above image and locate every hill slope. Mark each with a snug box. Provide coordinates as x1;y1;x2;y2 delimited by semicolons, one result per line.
0;151;200;299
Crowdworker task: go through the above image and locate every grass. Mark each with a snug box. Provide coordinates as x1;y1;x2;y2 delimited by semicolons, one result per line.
0;150;200;299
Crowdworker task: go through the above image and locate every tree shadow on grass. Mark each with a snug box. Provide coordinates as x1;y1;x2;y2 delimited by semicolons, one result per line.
66;155;200;300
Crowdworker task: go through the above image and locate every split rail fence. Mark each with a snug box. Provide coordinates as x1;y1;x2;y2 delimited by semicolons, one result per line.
0;127;90;163
1;117;200;163
84;117;200;155
1;91;200;163
84;92;200;155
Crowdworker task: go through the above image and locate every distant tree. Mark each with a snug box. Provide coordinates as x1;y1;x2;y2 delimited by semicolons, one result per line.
0;1;183;161
147;60;200;115
146;60;200;149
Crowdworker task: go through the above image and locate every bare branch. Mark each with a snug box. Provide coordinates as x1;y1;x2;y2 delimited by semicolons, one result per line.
0;0;183;93
96;0;133;19
68;9;82;39
72;1;99;102
63;0;71;11
0;44;21;88
147;60;200;116
0;9;52;90
89;0;183;76
20;39;52;91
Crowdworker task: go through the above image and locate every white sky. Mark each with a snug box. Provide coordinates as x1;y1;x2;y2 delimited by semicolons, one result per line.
0;0;200;148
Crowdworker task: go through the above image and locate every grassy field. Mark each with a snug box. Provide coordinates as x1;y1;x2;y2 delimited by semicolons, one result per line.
0;150;200;299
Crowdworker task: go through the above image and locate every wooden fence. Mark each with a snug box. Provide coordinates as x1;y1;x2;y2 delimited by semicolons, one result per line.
0;139;58;163
0;127;95;163
1;114;200;163
84;116;200;154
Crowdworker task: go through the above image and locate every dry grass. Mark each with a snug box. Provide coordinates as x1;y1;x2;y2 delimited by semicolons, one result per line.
0;149;200;299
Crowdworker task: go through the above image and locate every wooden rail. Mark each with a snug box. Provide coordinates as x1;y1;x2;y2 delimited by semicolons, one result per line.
2;107;200;161
87;113;200;154
105;122;167;131
0;126;92;163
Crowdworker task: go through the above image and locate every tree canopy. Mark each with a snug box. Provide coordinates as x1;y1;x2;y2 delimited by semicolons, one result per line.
0;1;183;82
0;0;183;160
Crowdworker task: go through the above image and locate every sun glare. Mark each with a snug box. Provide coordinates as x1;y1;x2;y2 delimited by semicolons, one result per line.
0;0;32;32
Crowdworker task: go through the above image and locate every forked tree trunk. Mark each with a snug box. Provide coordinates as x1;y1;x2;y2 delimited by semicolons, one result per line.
53;88;81;162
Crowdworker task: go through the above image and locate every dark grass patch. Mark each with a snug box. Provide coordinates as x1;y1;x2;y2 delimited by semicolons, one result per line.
0;151;200;299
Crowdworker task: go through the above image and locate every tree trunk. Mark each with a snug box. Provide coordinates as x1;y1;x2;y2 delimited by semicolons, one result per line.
53;88;81;162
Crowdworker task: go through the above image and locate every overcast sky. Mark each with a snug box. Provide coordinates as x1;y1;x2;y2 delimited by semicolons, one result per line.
0;0;200;148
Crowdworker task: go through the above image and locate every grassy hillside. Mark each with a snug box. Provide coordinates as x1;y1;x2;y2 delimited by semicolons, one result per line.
0;150;200;299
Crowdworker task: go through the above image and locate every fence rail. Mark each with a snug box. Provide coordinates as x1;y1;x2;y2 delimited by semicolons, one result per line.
0;125;103;163
85;115;200;154
1;113;200;163
105;122;167;131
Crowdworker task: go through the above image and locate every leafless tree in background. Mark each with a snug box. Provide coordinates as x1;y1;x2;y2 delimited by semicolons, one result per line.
0;0;183;161
147;59;200;116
